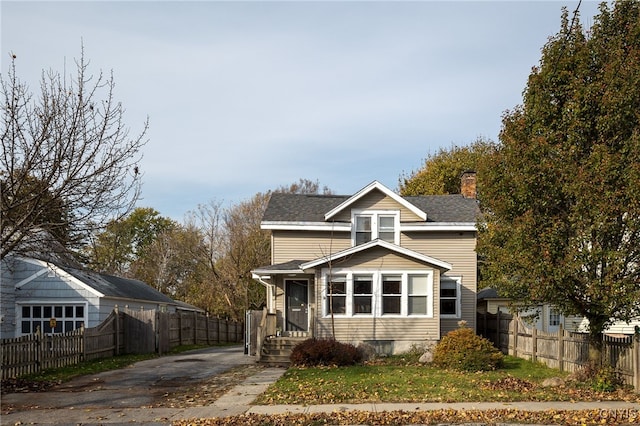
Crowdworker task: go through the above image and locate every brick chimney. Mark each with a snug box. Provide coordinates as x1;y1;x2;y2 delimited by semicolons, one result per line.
460;170;477;199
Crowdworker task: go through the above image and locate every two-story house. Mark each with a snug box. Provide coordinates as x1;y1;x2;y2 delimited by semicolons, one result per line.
251;176;480;356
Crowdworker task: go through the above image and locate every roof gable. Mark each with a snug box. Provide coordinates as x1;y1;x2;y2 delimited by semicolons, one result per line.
300;239;452;271
324;181;427;221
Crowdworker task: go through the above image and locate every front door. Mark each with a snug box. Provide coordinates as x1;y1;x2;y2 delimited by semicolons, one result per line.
285;279;308;331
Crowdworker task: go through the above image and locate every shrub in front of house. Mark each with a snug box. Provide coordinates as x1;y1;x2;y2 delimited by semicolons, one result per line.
290;338;362;367
432;325;504;372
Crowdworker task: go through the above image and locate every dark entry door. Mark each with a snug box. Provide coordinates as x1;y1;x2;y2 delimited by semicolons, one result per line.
286;279;308;331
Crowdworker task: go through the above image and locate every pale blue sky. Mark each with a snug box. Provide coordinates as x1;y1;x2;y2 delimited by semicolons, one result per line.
1;1;602;220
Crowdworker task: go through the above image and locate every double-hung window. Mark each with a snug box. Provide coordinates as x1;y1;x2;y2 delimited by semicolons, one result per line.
352;211;399;245
355;216;372;245
549;307;561;327
408;274;429;315
378;216;396;243
353;275;373;314
382;275;402;315
327;275;347;315
440;277;461;318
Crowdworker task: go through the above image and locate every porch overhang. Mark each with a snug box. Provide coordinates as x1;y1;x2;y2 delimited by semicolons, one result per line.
251;259;308;275
252;260;311;314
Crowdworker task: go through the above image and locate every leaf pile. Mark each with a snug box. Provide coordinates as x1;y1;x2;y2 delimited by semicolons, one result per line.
0;378;58;394
175;408;640;425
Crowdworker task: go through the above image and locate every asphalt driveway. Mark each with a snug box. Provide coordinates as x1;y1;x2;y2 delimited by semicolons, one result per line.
1;344;256;423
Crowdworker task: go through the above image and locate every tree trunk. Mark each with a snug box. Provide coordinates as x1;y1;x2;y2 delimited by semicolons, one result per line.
588;332;604;366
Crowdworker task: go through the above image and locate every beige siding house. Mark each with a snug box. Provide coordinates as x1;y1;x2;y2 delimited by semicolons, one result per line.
252;178;480;354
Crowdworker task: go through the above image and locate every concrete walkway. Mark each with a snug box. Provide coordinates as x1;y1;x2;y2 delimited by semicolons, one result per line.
3;354;640;425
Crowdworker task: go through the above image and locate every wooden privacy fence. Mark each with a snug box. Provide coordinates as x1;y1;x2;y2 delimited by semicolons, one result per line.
478;311;640;389
1;308;243;380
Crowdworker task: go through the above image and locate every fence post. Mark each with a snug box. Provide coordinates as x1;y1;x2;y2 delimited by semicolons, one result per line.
532;327;537;363
558;323;564;372
81;324;86;361
496;311;501;350
633;333;640;392
206;315;210;345
513;316;519;357
36;326;43;375
115;306;120;356
194;311;198;345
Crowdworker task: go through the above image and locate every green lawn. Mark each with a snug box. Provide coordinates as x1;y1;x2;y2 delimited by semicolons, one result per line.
256;355;637;405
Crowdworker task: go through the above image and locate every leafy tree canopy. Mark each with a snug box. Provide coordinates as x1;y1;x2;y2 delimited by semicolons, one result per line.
87;207;175;276
478;1;640;347
399;137;496;196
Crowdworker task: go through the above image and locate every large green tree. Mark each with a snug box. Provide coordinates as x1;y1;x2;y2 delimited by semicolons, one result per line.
399;138;496;196
86;207;175;276
478;2;640;359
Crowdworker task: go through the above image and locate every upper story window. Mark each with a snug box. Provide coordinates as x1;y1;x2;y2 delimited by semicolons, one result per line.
352;210;399;245
355;216;372;245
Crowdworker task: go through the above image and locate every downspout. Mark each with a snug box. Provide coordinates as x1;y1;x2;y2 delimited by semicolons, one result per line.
252;273;275;314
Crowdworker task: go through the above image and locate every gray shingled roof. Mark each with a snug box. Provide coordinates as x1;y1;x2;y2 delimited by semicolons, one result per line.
64;267;176;304
263;193;479;223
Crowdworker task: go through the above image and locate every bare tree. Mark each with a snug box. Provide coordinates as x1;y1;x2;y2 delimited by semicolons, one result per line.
1;49;147;260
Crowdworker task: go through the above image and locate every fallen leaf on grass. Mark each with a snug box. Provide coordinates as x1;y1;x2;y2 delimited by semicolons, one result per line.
174;408;640;426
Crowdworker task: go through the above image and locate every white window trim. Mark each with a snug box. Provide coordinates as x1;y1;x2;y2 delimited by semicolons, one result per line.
325;274;348;316
548;306;563;328
351;209;400;246
321;268;433;318
17;301;89;336
440;276;462;319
